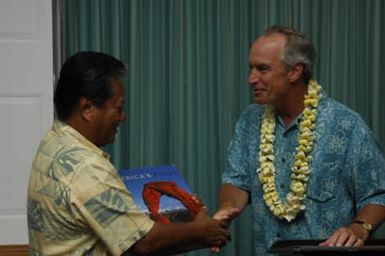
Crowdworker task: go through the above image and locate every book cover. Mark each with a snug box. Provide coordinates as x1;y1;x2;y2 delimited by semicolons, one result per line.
119;165;202;223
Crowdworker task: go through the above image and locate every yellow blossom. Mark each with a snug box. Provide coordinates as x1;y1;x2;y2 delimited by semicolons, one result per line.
257;80;321;222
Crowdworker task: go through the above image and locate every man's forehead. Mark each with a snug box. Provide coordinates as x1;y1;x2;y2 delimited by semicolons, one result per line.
249;36;285;58
253;33;286;48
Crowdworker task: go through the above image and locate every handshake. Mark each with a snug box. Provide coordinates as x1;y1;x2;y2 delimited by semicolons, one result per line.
129;190;242;255
184;195;242;253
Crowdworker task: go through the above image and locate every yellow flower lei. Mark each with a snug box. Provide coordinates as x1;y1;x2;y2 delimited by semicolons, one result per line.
257;80;322;222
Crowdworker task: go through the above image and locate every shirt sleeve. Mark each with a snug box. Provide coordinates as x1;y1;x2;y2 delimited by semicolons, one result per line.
346;116;385;211
222;106;257;192
69;157;154;256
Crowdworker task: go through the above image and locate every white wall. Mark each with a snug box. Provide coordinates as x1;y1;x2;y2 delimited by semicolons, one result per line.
0;0;53;244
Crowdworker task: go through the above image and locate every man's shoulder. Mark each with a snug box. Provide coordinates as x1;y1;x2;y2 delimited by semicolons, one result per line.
244;103;264;112
320;97;362;118
36;129;110;175
239;104;265;119
318;97;371;133
41;130;95;159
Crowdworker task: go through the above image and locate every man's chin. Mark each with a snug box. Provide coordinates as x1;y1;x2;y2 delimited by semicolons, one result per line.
102;135;116;146
254;97;269;105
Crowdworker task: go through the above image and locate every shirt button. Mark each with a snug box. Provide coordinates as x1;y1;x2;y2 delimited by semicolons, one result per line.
281;157;286;163
280;183;285;188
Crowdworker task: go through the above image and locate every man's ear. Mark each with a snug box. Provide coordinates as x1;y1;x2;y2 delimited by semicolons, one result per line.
287;64;304;83
78;97;94;121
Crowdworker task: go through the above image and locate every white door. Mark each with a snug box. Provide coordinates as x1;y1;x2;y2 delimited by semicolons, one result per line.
0;0;53;244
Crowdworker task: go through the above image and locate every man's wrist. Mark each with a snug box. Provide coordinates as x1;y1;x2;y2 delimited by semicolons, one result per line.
351;219;372;240
352;220;373;233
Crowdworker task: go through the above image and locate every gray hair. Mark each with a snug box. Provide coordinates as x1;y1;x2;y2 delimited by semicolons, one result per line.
263;26;315;83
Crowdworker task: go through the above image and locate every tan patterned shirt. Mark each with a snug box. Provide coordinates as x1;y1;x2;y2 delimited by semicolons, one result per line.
27;120;154;256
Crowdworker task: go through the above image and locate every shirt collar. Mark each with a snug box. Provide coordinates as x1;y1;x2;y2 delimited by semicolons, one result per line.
52;120;111;160
275;89;327;131
276;113;302;133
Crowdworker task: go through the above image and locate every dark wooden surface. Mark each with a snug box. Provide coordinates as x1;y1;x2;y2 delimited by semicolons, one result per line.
270;239;385;256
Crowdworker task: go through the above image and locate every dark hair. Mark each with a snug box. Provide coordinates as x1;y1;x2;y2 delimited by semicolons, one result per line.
263;26;316;84
54;51;127;121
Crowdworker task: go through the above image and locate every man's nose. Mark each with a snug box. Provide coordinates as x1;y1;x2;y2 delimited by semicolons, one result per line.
248;71;259;85
120;112;126;121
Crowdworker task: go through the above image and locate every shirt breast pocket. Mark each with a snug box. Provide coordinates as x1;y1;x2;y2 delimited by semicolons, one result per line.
307;187;336;202
306;168;339;203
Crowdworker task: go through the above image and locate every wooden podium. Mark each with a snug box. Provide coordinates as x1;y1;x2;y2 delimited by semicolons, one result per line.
269;239;385;256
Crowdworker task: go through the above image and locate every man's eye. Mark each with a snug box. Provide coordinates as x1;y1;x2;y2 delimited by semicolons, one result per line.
258;66;270;73
249;65;270;74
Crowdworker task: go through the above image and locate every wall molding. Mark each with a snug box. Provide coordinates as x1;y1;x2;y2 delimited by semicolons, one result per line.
0;244;28;256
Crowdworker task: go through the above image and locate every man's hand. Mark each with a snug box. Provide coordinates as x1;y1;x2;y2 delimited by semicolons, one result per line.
213;205;242;223
194;207;231;248
320;205;385;247
210;205;241;253
319;224;369;247
209;184;248;253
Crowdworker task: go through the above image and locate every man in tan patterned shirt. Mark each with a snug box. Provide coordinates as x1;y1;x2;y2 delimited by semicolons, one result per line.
27;51;230;255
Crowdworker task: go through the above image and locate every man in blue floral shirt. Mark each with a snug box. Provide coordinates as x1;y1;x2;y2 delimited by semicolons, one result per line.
214;26;385;255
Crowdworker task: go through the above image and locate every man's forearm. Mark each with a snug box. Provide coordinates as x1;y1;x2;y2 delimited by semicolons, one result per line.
127;210;230;256
129;222;205;255
353;204;385;231
218;183;249;211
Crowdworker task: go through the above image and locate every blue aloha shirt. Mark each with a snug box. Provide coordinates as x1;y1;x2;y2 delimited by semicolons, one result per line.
223;90;385;256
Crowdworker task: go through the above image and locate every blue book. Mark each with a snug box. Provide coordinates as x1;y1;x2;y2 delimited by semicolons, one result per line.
119;165;202;223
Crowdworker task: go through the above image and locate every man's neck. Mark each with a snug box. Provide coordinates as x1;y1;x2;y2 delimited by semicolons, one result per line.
275;106;303;127
274;84;307;127
65;116;98;146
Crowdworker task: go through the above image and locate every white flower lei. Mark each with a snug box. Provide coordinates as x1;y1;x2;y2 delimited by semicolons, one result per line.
257;80;322;222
